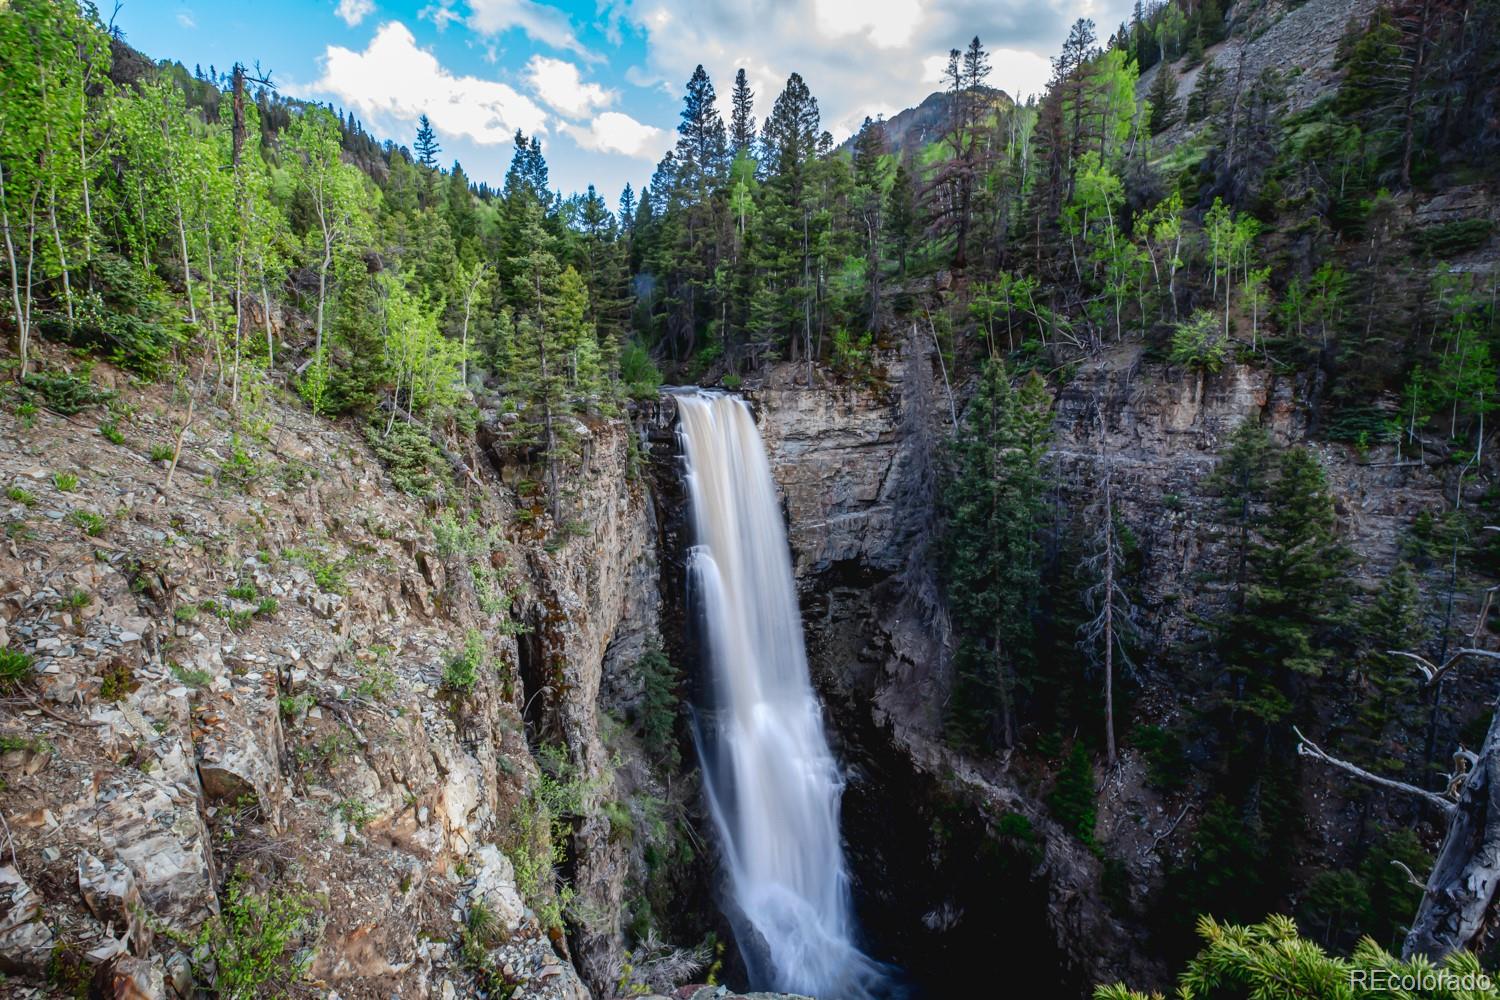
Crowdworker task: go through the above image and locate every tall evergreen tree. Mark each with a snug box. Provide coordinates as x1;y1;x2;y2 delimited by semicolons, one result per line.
414;113;440;168
730;68;756;155
939;360;1053;750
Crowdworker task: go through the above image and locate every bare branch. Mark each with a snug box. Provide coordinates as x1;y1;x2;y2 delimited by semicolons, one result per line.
1391;859;1427;890
1388;648;1500;686
1294;726;1456;816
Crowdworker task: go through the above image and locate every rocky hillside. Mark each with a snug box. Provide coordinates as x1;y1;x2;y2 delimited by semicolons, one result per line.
0;346;759;1000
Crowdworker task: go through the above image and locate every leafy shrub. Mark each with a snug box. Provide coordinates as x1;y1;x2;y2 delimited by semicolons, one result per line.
198;872;312;999
1095;914;1497;1000
1413;218;1492;258
99;421;126;445
636;645;680;767
6;486;37;506
1132;724;1187;792
149;443;175;462
52;472;78;492
443;629;485;694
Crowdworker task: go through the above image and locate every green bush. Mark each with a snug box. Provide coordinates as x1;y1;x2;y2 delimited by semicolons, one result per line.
6;486;37;506
1132;724;1187;792
68;510;106;536
636;645;680;767
1413;218;1492;258
198;872;312;999
443;629;485;694
620;340;662;400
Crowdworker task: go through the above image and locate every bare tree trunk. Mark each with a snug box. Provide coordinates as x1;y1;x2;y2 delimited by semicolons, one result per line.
1405;703;1500;961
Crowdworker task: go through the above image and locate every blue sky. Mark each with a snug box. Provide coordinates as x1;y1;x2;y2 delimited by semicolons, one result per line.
115;0;1135;204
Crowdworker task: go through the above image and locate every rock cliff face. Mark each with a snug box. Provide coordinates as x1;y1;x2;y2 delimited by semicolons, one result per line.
741;333;1461;993
0;349;670;999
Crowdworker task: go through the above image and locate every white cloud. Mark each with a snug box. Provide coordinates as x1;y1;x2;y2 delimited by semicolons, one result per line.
175;9;196;28
312;21;549;147
466;0;594;60
608;0;1136;143
526;56;614;118
811;0;927;49
562;112;670;159
335;0;375;27
418;0;463;30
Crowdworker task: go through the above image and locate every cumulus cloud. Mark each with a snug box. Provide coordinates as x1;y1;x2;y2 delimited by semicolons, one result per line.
335;0;375;27
312;21;549;146
467;0;594;60
562;111;671;159
526;56;614;118
606;0;1134;141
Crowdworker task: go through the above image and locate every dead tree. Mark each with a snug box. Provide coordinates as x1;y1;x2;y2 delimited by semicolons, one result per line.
1297;533;1499;962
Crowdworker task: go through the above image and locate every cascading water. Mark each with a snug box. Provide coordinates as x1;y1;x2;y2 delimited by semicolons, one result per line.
675;390;888;999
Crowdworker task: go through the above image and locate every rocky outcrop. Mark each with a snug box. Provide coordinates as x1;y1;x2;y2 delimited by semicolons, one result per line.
0;349;613;998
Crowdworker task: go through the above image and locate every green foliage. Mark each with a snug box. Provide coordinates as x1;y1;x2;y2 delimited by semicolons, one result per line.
150;444;176;463
635;644;680;767
0;649;35;690
443;629;486;695
1048;741;1097;845
52;472;79;492
1096;914;1498;1000
6;486;37;506
1414;220;1493;259
68;510;106;536
21;370;115;416
99;422;126;446
939;359;1053;749
363;420;453;501
198;872;313;999
1132;725;1187;792
1169;311;1228;373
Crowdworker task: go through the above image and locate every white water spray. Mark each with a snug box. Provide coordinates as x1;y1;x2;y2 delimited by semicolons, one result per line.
676;391;885;999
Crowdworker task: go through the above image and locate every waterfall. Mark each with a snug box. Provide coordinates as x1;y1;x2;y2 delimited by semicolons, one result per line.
675;391;886;999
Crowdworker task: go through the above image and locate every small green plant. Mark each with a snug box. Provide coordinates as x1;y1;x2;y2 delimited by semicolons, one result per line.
336;798;375;831
0;650;35;690
218;433;262;488
174;603;200;623
284;547;347;594
197;871;312;999
99;422;126;446
22;369;114;416
6;485;37;506
443;629;485;695
278;693;316;719
171;664;213;688
60;588;91;610
0;733;54;755
16;401;38;428
353;665;397;702
150;443;175;462
227;581;258;602
256;596;279;617
68;510;106;536
98;661;135;702
52;472;79;492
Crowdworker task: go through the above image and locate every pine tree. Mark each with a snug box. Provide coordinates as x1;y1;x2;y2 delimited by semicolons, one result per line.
1147;64;1181;134
940;360;1053;750
414;113;440;168
730;68;756;155
1350;561;1424;771
851;117;889;328
885;161;916;280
